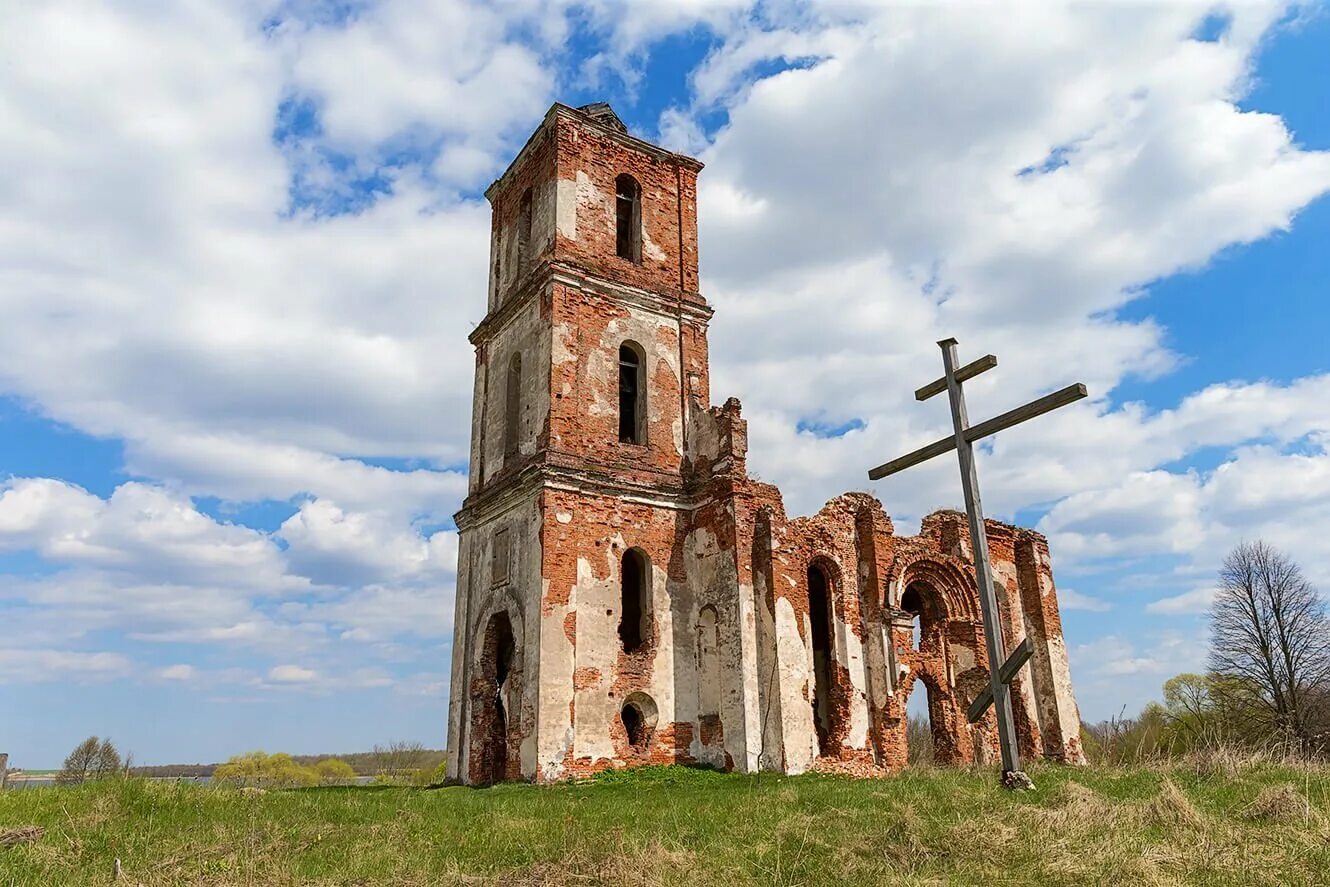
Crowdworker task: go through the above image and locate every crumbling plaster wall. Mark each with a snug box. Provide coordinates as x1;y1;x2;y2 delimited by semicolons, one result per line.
474;288;552;489
447;488;544;784
537;488;699;780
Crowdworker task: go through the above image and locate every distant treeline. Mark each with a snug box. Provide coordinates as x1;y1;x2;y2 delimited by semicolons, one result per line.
128;748;447;779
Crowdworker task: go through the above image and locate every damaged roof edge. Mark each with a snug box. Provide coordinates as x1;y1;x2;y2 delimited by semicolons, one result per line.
484;102;704;202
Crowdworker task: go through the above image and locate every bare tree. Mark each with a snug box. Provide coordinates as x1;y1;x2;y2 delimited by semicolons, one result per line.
1209;541;1330;753
93;738;122;777
57;736;101;785
370;741;429;782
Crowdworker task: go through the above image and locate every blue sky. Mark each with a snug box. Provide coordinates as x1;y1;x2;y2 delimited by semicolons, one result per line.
2;1;1329;768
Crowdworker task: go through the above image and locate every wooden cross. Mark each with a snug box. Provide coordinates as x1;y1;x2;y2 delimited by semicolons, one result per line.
868;338;1086;784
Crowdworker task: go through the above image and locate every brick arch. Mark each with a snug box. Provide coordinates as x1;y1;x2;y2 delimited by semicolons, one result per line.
885;555;981;624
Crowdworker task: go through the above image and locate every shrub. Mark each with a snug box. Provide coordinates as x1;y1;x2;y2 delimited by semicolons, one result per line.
213;752;318;787
313;758;357;785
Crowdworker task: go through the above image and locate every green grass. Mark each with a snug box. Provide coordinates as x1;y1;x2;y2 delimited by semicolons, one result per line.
2;761;1328;885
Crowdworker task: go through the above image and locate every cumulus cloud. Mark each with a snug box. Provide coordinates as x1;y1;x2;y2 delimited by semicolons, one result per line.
268;664;319;683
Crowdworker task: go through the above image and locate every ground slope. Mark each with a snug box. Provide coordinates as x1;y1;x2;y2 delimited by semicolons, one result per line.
2;762;1327;885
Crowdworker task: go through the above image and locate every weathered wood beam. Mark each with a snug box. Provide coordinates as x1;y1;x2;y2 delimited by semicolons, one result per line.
966;637;1035;724
964;383;1088;443
867;383;1088;480
915;354;997;402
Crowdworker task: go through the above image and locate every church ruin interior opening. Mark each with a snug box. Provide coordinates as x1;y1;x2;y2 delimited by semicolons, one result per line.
444;101;1087;784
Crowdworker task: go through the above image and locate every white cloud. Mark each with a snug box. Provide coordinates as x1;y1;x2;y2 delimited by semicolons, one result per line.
0;649;133;683
268;664;318;683
1041;436;1330;588
1147;586;1218;615
278;499;457;585
0;479;296;590
1070;629;1208;717
1056;588;1113;613
158;664;197;681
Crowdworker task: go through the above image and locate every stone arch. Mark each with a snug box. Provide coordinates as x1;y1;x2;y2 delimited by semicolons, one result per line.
467;593;526;785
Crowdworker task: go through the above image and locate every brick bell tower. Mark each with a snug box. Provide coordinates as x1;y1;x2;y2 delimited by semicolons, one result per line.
445;103;711;784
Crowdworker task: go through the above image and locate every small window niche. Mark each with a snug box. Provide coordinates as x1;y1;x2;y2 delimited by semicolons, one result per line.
517;187;533;274
491;527;511;587
504;352;522;458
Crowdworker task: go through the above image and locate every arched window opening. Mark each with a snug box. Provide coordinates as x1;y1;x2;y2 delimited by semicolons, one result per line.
618;343;645;444
517;187;533;273
615;174;641;262
504;352;522;458
619;548;649;652
808;563;835;756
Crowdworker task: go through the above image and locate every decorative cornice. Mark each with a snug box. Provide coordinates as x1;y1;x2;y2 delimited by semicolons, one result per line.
469;260;711;346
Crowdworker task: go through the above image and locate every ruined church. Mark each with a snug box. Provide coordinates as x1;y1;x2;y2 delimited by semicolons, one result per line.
445;102;1085;784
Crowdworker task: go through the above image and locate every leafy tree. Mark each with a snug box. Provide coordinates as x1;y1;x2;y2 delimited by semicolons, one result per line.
1209;541;1330;752
213;751;318;787
313;758;356;785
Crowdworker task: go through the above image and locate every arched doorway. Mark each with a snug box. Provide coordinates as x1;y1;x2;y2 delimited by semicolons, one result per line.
470;610;518;785
808;562;835;756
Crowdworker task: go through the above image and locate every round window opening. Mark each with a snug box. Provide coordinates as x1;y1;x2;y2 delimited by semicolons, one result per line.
620;692;658;754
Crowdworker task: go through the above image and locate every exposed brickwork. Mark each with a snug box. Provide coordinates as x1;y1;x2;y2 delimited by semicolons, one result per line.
445;102;1087;785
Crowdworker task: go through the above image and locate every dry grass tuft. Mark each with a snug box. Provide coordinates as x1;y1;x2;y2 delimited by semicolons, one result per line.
1037;780;1117;831
1144;778;1204;829
1241;783;1315;824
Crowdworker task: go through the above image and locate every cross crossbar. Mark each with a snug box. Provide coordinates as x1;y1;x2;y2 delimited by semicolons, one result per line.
915;354;997;401
966;636;1034;724
867;382;1087;480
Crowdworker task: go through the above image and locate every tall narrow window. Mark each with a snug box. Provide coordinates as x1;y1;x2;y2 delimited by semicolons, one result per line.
620;548;649;652
618;343;644;444
615;174;641;262
808;563;834;755
517;187;533;273
504;352;521;458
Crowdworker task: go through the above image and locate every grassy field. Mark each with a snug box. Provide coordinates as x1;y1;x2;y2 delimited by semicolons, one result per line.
2;760;1328;886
